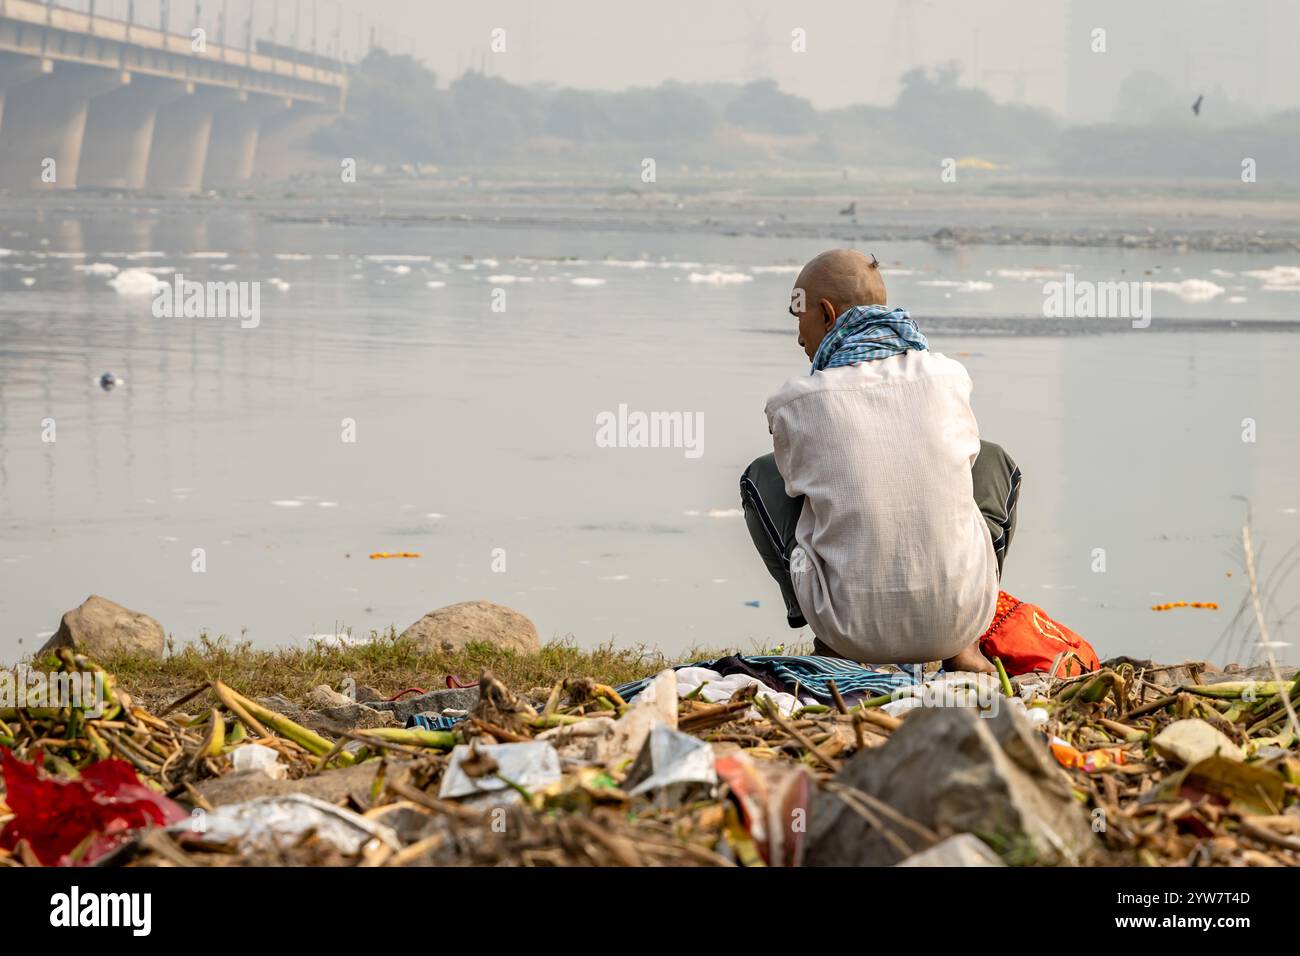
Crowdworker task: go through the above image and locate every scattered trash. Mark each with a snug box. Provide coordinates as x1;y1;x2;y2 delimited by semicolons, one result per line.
624;723;717;799
1152;718;1244;766
4;646;1300;867
1151;601;1219;611
895;833;1005;867
231;743;288;780
0;750;185;866
368;552;421;559
175;794;398;856
438;741;562;804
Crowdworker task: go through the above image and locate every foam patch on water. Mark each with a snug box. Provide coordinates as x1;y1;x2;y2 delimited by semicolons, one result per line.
274;253;312;261
270;500;304;507
684;508;744;518
187;251;229;259
365;254;431;262
76;262;120;276
486;274;533;283
689;271;753;285
108;268;166;295
994;268;1066;281
571;277;606;286
918;280;994;292
750;265;801;274
426;280;447;288
1150;279;1225;302
1244;266;1300;286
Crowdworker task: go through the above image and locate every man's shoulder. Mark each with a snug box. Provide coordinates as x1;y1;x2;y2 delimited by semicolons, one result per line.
764;352;970;418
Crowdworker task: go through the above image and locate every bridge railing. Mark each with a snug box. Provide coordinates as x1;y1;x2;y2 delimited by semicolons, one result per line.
0;0;346;88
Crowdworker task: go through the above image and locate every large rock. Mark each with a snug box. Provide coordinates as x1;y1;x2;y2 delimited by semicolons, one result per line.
400;601;540;655
38;594;165;660
805;705;1095;867
368;687;480;723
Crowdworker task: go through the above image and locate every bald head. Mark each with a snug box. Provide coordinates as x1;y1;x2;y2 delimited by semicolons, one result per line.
795;249;887;314
790;249;888;361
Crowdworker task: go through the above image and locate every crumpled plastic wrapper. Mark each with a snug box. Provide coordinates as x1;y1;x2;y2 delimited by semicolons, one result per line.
172;793;399;856
438;741;562;806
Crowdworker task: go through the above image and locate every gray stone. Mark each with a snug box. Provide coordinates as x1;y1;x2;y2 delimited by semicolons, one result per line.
368;687;480;723
255;694;397;735
195;759;406;808
306;684;355;709
399;600;541;655
805;705;1095;867
895;834;1006;867
38;594;166;660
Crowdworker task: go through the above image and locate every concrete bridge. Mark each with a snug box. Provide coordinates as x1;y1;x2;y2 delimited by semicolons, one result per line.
0;0;347;190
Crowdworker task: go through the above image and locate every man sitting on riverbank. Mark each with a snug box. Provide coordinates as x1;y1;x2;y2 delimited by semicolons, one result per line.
739;249;1020;674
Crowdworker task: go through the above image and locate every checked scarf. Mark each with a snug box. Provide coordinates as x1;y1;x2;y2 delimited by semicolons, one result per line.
810;304;928;374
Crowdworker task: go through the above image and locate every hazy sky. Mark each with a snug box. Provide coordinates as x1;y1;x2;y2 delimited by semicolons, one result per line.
79;0;1300;120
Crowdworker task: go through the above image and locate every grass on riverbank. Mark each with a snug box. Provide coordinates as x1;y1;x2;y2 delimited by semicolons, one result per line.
100;631;777;709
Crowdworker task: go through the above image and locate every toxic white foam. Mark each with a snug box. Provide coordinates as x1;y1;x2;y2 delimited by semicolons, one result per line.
688;271;753;285
1149;279;1225;303
1244;265;1300;292
108;268;166;295
918;279;993;292
76;262;120;277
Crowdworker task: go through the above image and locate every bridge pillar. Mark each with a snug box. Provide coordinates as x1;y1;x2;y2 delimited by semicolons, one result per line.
79;77;190;190
204;93;285;190
0;53;49;131
0;63;126;190
146;88;238;192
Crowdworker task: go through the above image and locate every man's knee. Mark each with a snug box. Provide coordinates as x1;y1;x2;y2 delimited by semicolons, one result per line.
742;452;781;487
976;440;1016;478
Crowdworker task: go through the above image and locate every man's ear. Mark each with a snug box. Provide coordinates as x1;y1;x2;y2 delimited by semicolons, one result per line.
819;299;838;331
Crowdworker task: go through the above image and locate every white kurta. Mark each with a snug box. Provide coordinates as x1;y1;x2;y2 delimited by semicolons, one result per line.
765;350;998;663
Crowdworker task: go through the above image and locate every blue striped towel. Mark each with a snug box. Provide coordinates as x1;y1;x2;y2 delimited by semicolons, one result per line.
614;656;920;706
406;713;464;731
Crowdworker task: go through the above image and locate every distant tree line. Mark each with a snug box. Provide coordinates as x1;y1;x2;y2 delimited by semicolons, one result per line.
315;50;1300;178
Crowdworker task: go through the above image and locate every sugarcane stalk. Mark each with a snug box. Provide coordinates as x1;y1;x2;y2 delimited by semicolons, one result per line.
530;713;588;729
214;681;354;765
1181;681;1288;699
202;708;226;758
209;681;270;738
993;657;1014;698
852;691;898;710
351;727;457;749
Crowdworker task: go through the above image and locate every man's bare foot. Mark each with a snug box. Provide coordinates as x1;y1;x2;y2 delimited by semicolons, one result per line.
942;641;997;675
